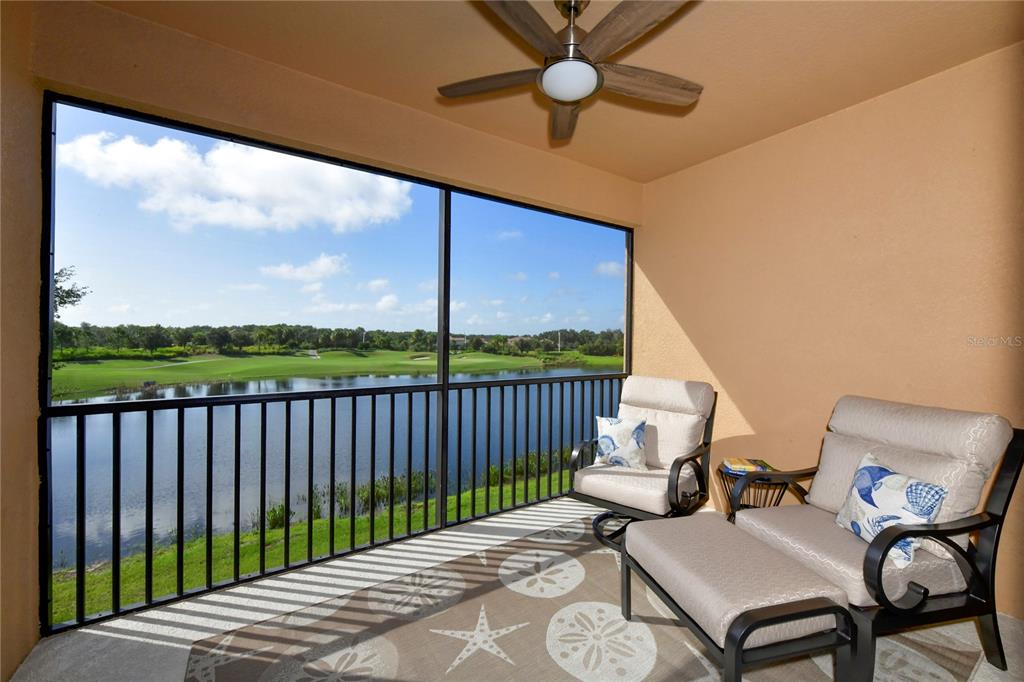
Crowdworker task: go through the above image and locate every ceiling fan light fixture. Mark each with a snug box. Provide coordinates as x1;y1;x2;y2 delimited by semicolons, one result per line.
539;58;601;103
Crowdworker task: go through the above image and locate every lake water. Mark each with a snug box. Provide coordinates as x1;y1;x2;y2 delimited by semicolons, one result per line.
49;368;620;567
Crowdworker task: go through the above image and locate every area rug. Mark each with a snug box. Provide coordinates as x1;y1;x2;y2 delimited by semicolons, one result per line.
185;516;985;681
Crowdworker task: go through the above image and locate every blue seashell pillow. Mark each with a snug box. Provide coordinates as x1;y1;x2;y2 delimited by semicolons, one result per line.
594;416;647;470
836;454;947;567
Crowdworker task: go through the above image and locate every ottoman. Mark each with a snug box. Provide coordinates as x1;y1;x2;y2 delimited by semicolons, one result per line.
623;513;853;681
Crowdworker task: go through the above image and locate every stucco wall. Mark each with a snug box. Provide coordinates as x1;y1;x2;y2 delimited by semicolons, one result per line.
0;2;641;677
634;42;1024;617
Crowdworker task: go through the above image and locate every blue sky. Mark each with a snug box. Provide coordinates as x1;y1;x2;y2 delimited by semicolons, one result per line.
54;103;627;334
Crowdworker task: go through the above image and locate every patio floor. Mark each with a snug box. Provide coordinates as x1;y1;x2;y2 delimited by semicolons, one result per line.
11;498;1024;681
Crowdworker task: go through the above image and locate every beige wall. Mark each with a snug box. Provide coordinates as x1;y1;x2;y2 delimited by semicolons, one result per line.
0;2;640;677
635;42;1024;616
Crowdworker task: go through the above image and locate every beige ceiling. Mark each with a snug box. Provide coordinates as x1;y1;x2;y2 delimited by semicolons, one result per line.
102;1;1024;182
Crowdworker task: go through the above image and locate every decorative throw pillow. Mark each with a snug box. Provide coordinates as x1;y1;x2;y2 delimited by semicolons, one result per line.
836;454;948;567
594;416;647;470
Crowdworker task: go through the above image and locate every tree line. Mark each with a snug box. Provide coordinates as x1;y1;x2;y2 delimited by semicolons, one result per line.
52;322;624;358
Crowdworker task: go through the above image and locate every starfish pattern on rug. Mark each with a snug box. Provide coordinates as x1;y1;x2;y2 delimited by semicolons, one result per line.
430;604;529;673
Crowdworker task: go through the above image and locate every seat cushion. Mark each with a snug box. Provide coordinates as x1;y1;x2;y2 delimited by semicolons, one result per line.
618;376;714;469
735;505;966;607
626;514;846;648
573;463;695;516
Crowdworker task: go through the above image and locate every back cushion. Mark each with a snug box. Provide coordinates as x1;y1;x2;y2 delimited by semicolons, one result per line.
617;376;714;469
808;396;1013;549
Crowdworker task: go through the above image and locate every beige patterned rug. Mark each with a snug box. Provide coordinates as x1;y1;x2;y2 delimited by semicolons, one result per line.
185;517;985;681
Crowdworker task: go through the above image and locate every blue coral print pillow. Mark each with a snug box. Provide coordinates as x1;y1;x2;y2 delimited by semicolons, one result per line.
594;416;647;470
836;454;947;567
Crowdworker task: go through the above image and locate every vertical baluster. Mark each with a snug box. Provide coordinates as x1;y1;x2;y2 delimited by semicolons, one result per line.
205;406;213;588
307;399;314;563
349;396;356;550
75;415;86;622
423;392;431;529
499;387;505;510
456;388;462;521
176;407;185;596
568;382;575;495
559;383;566;494
485;387;492;514
111;412;121;614
260;402;267;574
284;401;291;567
589;379;596;441
547;383;553;498
369;395;376;545
600;379;606;420
145;410;154;604
524;384;530;502
512;384;518;506
406;392;413;536
535;384;542;501
329;397;336;557
471;388;478;518
233;403;241;581
388;393;395;541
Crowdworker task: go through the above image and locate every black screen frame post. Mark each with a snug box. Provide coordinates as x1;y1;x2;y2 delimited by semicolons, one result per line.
435;190;452;529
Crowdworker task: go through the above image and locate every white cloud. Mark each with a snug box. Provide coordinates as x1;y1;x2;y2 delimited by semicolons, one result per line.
595;261;624;277
495;311;510;320
57;132;413;232
300;282;323;294
223;283;267;292
465;314;484;326
482;298;504;307
363;278;390;293
375;294;399;311
107;303;132;314
261;253;348;282
451;300;468;313
497;230;522;240
418;279;438;292
524;312;555;324
549;271;560;280
511;272;528;281
304;292;366;313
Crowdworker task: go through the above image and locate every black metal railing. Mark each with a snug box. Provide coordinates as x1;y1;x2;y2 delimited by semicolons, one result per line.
41;373;625;632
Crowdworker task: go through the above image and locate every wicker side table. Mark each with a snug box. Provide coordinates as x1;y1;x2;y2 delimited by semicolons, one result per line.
716;462;789;515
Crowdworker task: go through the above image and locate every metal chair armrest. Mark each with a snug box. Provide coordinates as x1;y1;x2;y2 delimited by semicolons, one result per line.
570;438;598;474
668;444;710;515
863;512;997;612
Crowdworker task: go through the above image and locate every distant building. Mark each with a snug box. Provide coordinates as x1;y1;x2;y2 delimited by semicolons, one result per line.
449;335;467;350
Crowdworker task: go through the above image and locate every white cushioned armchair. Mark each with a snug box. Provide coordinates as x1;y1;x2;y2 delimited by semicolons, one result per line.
726;395;1022;679
569;375;717;538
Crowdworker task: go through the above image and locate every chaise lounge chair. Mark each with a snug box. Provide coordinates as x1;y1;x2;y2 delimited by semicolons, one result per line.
620;395;1023;680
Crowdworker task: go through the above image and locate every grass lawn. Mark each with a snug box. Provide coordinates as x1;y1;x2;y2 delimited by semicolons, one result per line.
51;471;574;625
52;351;623;401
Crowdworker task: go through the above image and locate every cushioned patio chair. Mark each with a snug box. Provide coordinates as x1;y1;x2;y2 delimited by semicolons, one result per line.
725;396;1024;679
568;375;717;546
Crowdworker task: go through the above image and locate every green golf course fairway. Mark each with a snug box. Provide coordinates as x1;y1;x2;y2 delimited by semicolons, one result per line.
52;350;623;400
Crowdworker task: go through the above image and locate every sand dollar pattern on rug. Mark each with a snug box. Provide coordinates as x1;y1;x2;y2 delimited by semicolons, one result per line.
256;632;399;682
532;518;586;544
546;601;658;681
499;548;585;599
365;566;465;619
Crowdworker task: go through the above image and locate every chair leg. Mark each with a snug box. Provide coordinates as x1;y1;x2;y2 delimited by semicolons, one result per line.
835;642;853;682
976;612;1007;670
851;614;876;682
723;643;742;682
620;559;631;621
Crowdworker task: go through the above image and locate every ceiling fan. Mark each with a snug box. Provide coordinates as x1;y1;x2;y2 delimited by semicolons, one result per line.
437;0;701;140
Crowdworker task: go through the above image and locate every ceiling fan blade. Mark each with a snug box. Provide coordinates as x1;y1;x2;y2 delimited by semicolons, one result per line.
550;102;580;140
484;0;565;57
598;62;702;106
581;1;687;62
438;69;540;98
